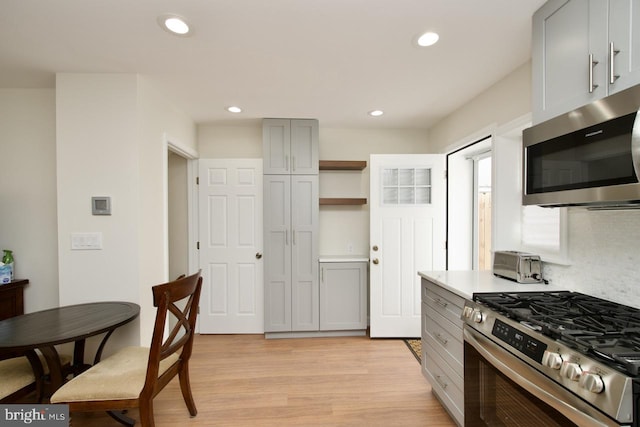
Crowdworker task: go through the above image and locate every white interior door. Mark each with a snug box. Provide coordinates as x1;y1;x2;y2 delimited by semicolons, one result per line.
198;159;263;333
370;154;446;338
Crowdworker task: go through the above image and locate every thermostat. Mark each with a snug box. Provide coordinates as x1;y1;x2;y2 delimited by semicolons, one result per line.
92;197;111;215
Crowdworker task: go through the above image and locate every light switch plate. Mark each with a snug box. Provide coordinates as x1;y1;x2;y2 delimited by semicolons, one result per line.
71;232;103;250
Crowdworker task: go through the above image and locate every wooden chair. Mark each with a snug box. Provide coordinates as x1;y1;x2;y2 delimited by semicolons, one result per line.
50;271;203;427
0;351;72;403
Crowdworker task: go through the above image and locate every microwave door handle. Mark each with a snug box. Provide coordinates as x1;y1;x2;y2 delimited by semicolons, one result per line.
632;111;640;181
463;328;613;427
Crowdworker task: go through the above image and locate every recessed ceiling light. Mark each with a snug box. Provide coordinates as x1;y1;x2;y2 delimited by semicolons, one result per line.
417;31;439;47
158;14;191;36
368;110;384;117
227;106;242;113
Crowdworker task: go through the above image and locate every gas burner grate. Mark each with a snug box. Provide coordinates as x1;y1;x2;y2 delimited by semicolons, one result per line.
474;291;640;375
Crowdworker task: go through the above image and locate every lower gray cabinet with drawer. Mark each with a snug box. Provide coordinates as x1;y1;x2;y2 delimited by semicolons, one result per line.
421;277;465;427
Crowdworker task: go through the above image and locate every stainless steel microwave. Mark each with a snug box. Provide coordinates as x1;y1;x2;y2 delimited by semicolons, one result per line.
523;84;640;207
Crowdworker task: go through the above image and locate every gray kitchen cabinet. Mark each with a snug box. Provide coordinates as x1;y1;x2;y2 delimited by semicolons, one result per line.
263;119;319;175
319;261;367;331
421;277;465;427
264;174;319;333
532;0;640;124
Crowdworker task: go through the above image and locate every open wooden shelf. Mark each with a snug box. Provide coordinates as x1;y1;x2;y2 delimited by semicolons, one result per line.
320;198;367;205
319;160;367;171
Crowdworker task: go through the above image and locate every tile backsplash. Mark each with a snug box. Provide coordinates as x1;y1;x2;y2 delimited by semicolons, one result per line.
543;208;640;308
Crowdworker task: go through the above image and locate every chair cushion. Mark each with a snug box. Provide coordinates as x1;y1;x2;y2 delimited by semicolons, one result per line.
50;347;179;403
0;353;72;400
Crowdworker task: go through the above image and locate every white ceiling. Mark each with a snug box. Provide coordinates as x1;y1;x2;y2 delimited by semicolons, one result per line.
0;0;546;129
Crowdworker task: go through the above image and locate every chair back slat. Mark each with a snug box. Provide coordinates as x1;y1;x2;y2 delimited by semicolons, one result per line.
143;271;202;395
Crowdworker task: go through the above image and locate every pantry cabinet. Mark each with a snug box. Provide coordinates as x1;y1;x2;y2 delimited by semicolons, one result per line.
532;0;640;124
319;260;367;331
263;119;319;175
421;277;465;427
263;174;319;332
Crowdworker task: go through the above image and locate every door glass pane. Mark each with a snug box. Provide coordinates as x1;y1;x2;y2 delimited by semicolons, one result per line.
383;169;398;186
416;168;431;185
382;167;432;205
383;188;398;204
399;169;414;185
399;188;414;204
416;187;431;204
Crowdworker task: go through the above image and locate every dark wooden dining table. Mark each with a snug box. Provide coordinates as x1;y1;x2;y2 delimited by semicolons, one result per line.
0;301;140;395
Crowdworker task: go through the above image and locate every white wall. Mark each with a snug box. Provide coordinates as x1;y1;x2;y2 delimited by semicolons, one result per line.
0;89;59;312
56;74;142;352
56;74;196;354
197;124;430;257
428;62;532;154
136;76;197;341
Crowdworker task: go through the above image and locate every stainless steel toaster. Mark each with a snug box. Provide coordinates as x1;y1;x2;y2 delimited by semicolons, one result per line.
492;250;542;283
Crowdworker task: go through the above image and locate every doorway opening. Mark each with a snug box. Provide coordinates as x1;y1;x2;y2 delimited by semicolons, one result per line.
446;136;492;270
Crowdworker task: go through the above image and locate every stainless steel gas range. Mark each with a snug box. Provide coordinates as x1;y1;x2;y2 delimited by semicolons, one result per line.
462;291;640;427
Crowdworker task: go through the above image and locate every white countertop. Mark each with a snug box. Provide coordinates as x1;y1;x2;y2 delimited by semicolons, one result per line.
418;270;568;300
319;255;369;263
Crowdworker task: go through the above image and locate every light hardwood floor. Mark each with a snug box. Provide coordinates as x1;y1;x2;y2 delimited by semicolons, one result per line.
68;334;456;426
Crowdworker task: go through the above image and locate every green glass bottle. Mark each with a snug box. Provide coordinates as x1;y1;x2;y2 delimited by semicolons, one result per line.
2;250;14;281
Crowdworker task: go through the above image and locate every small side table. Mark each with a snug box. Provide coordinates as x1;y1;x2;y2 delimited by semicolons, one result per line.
0;279;29;321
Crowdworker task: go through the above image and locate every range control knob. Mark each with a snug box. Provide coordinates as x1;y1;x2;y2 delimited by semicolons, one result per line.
542;351;563;370
472;309;484;324
579;372;605;394
560;362;583;381
462;306;474;320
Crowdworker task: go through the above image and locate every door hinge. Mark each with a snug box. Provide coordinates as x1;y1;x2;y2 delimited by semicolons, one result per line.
196;176;199;185
444;170;447;179
197;241;200;250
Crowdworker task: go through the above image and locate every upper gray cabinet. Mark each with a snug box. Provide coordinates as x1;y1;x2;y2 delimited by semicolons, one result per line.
263;119;319;175
532;0;640;124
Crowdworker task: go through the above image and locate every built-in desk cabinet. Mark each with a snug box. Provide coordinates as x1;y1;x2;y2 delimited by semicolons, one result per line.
0;279;28;321
421;277;464;427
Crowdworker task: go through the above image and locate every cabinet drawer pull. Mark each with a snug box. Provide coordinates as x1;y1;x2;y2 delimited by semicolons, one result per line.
292;156;296;171
285;155;289;172
610;42;620;84
589;54;599;93
434;297;448;308
435;332;448;346
435;374;448;390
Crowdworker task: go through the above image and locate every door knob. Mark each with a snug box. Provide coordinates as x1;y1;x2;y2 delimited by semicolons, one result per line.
372;258;379;265
256;252;263;259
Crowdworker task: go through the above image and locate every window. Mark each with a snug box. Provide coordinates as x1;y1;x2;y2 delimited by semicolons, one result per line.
382;168;432;205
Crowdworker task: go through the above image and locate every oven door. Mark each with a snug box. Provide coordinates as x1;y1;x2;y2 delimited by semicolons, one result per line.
464;326;625;427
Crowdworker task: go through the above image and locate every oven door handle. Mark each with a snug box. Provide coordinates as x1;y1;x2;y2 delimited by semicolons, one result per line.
464;327;620;427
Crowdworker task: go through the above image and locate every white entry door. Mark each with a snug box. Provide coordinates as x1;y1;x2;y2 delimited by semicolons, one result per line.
369;154;446;337
198;159;263;333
